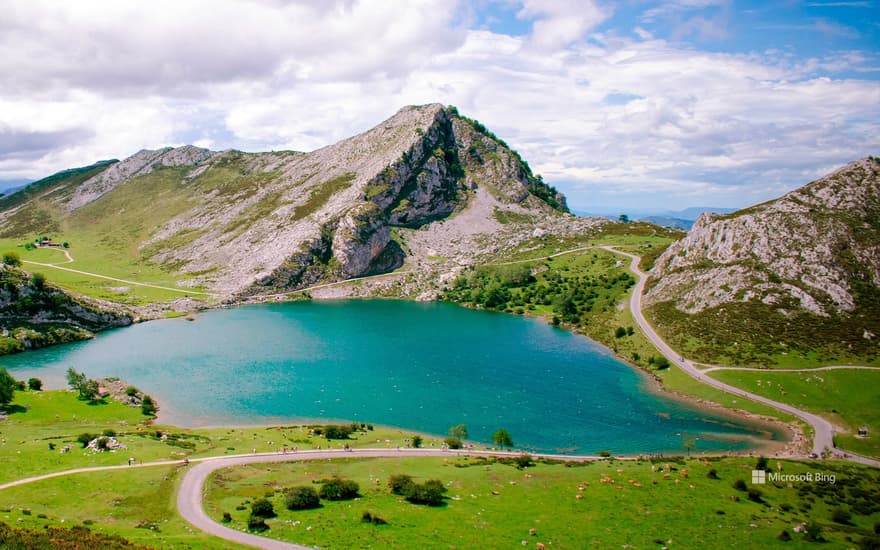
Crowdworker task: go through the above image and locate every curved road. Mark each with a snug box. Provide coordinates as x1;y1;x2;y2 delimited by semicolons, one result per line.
602;246;880;467
177;448;592;550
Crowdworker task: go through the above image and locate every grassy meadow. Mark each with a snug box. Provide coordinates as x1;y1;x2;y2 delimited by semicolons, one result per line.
709;369;880;459
204;455;880;549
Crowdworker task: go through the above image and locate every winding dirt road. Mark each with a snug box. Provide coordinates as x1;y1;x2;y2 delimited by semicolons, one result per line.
602;246;879;467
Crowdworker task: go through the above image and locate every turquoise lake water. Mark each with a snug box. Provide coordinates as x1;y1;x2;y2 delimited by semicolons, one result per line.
1;300;784;454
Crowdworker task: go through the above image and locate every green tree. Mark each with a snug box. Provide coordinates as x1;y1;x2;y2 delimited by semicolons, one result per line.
141;395;157;416
27;377;42;391
654;356;670;370
493;428;513;449
449;424;468;439
411;435;423;448
615;326;627;338
444;437;463;449
66;367;98;400
247;514;268;532
618;214;629;223
404;479;447;506
0;368;17;407
683;439;696;456
2;252;21;267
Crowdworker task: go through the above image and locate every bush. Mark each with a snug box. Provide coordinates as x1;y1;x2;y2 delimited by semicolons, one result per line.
598;450;612;458
832;507;852;525
221;512;232;523
125;386;138;397
319;477;360;501
361;511;388;525
247;514;268;532
411;435;423;448
514;454;535;469
615;326;627;338
389;474;414;496
777;529;791;541
250;498;276;519
76;433;96;448
732;479;748;491
284;486;320;510
802;521;823;542
654;357;670;370
141;395;156;416
707;469;719;479
102;428;116;437
2;252;21;266
404;479;447;506
755;456;769;471
444;437;463;449
747;488;763;503
323;425;353;439
27;378;42;391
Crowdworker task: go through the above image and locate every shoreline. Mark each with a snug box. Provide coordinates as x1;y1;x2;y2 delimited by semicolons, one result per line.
8;295;796;459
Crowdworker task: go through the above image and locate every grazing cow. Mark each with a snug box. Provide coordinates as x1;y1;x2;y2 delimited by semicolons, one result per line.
529;528;537;536
536;543;545;550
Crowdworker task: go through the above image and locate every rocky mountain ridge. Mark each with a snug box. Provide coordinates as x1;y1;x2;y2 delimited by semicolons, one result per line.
644;157;880;363
0;104;577;302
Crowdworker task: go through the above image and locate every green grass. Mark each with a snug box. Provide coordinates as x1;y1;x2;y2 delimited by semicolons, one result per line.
204;455;880;549
292;172;355;220
709;369;880;458
0;465;238;549
0;390;436;485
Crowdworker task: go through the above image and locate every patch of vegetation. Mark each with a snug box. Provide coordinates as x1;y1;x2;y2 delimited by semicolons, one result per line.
647;297;880;368
493;208;534;225
0;521;149;549
292;173;355;220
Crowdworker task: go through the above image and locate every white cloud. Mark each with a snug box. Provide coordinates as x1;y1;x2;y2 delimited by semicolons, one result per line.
0;0;877;212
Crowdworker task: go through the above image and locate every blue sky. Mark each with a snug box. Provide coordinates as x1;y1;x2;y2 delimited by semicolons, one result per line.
0;0;877;213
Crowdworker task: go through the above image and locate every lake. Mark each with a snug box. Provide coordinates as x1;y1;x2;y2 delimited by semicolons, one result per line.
1;300;785;454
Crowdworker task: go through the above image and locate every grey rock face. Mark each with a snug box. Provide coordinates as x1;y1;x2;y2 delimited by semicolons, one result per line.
646;158;880;317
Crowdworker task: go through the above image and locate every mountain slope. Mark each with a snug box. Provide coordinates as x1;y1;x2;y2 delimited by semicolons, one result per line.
644;157;880;366
0;105;572;302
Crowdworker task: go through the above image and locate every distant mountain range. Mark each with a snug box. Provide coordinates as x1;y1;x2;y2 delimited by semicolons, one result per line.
572;207;737;229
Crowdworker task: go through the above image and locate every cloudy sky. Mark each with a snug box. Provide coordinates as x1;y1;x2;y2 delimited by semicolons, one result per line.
1;0;877;213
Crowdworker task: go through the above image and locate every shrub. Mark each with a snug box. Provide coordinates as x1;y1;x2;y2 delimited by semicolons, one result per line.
777;530;791;541
389;474;414;496
141;395;156;416
755;456;769;471
247;514;268;532
444;437;463;449
2;252;21;266
319;477;360;501
598;450;612;458
615;326;626;338
102;428;116;437
411;435;423;448
125;386;138;397
284;486;320;511
654;357;670;369
832;507;852;525
707;469;719;479
323;425;353;439
221;512;232;523
76;433;96;448
404;479;447;506
514;454;535;469
27;378;42;391
802;521;823;542
250;498;276;519
747;488;763;503
732;479;748;491
361;511;388;525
